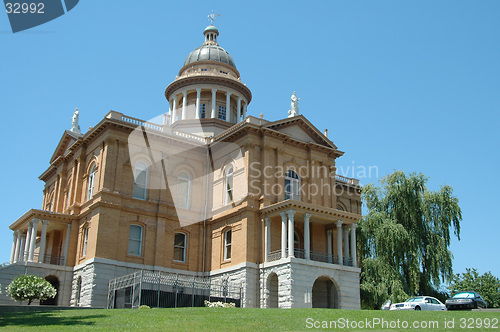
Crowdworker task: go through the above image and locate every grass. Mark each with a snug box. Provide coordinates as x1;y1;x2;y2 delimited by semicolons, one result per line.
0;307;499;331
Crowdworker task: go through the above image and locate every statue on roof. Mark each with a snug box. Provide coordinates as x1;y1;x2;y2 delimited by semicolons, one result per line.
288;91;300;118
71;108;81;134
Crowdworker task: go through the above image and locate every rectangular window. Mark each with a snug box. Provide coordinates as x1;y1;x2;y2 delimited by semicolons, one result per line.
224;230;232;260
133;162;148;200
173;233;186;262
218;105;226;121
82;227;89;257
199;104;206;119
128;225;143;256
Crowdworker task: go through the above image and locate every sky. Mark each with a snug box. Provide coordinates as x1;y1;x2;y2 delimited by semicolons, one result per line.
1;1;499;282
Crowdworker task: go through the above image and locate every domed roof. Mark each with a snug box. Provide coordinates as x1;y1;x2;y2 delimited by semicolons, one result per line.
184;44;236;68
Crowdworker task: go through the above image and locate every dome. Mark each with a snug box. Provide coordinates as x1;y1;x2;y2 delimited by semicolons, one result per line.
184;44;236;68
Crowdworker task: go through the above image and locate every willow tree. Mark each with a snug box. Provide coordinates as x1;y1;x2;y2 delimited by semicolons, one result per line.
358;171;461;309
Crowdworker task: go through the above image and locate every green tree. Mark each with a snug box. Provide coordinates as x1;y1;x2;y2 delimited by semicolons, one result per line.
7;275;57;305
449;268;500;308
358;171;462;309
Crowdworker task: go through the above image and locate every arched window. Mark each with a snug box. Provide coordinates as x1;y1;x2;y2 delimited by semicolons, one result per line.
173;232;187;262
177;172;190;209
133;161;148;200
128;225;143;256
82;227;89;257
224;229;232;260
225;166;234;205
87;164;97;200
285;169;301;201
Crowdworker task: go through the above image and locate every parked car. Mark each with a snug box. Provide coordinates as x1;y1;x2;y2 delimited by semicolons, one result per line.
445;291;487;310
389;296;447;311
381;300;391;310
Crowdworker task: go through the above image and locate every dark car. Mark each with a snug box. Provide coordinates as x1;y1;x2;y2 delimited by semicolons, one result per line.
445;291;487;310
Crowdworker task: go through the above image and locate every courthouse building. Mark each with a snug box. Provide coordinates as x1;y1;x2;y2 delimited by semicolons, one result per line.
1;23;362;309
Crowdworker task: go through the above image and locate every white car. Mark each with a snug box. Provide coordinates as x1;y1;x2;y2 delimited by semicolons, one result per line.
389;296;447;311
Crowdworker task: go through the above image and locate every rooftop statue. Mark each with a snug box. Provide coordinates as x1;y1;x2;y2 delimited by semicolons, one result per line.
288;91;300;118
71;108;81;134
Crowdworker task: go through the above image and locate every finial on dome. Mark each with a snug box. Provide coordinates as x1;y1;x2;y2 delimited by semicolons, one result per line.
204;11;221;45
208;10;220;25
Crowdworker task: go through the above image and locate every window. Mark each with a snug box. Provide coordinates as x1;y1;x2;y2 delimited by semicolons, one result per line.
285;169;301;201
173;233;186;262
128;225;143;256
225;166;233;205
133;161;148;200
177;172;190;209
218;105;226;121
224;229;232;260
201;68;208;72
66;180;73;209
199;104;206;119
87;164;96;200
82;227;89;257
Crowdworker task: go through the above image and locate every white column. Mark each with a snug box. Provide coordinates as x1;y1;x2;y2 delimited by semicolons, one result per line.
195;88;201;119
287;210;296;258
304;213;311;260
14;230;22;263
181;91;187;120
172;95;178;124
243;103;247;118
10;232;17;264
39;220;49;263
343;225;350;265
167;100;172;125
28;218;39;262
226;91;232;122
264;218;271;262
336;220;343;265
351;223;357;267
63;223;72;266
236;97;242;123
211;89;217;118
280;212;287;259
326;230;333;263
23;222;32;261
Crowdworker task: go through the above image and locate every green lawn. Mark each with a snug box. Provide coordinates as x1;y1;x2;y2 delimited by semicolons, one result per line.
0;307;499;331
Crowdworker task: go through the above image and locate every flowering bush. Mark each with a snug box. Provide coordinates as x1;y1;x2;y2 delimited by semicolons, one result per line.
204;300;236;308
7;275;57;305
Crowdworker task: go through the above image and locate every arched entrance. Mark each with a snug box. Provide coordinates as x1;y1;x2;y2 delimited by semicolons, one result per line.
267;273;279;308
41;275;59;305
312;276;338;308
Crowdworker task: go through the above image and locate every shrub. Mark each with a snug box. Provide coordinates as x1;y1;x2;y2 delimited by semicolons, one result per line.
7;275;57;305
138;305;151;309
204;300;236;308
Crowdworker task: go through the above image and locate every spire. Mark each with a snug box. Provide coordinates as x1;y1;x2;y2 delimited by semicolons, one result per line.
204;11;221;45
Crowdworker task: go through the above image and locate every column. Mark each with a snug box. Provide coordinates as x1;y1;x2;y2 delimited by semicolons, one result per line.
336;220;343;265
181;91;187;120
226;91;232;122
242;103;247;118
28;218;39;262
264;218;271;262
172;95;178;123
39;220;49;263
326;230;333;263
63;223;72;266
10;232;17;264
236;97;242;123
23;222;32;261
304;213;311;260
167;100;172;125
195;88;201;119
14;230;22;263
280;212;287;259
351;223;357;267
211;89;217;118
343;225;350;265
287;210;296;258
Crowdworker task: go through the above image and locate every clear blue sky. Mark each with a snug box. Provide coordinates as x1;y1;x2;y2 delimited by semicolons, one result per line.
1;1;499;282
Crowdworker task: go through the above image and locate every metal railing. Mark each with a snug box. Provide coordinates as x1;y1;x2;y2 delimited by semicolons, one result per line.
16;252;65;266
267;248;352;266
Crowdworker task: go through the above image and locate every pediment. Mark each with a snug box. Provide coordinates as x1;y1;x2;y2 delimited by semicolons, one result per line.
49;130;82;163
264;115;338;150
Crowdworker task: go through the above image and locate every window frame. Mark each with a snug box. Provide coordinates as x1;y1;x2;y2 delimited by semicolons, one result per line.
224;229;232;261
132;161;148;200
225;166;234;205
284;169;301;201
199;103;206;119
177;172;190;209
82;227;89;257
218;105;226;121
87;164;97;200
127;224;143;256
173;232;187;263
